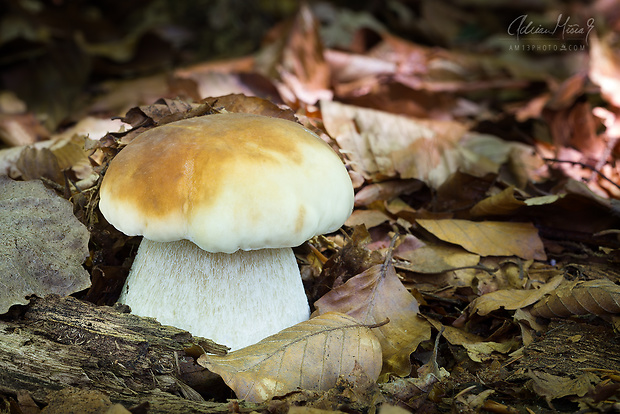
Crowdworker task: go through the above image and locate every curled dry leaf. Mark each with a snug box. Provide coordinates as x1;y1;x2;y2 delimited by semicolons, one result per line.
527;370;601;401
469;186;526;217
354;179;424;207
530;278;620;318
197;312;382;403
0;176;91;313
314;261;431;378
416;219;547;261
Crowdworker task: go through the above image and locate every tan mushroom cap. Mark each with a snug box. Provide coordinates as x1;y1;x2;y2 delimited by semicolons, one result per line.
99;113;354;253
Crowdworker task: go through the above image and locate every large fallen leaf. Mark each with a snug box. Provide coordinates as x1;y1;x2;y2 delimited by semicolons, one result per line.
470;275;565;316
528;370;601;401
320;100;470;187
197;312;382;403
531;278;620;318
314;261;431;378
0;176;91;313
416;219;547;260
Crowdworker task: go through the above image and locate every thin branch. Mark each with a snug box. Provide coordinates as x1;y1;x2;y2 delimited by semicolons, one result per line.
543;157;620;191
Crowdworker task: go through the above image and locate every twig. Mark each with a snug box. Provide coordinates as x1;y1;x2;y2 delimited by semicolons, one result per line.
431;326;445;378
365;318;390;329
543;157;620;191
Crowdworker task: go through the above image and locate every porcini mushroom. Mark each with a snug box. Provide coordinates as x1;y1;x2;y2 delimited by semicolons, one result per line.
98;112;354;350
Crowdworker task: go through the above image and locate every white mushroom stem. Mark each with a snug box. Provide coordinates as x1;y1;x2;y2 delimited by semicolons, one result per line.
118;239;310;350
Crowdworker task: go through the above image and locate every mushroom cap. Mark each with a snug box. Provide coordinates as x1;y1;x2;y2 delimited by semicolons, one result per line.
99;113;354;253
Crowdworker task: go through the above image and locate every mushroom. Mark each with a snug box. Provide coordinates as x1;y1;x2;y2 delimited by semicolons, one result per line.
98;112;354;350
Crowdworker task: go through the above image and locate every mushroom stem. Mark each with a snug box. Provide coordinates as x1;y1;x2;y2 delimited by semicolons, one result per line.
118;239;310;350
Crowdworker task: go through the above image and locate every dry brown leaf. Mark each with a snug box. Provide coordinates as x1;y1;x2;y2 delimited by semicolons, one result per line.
173;57;272;100
528;370;601;401
267;4;332;106
88;74;173;115
394;242;480;274
201;94;298;122
197;312;382;403
354;180;423;207
320;100;468;187
470;275;565;316
15;146;63;184
0;112;49;147
589;33;620;108
314;261;431;378
325;50;396;84
416;219;547;261
530;278;620;318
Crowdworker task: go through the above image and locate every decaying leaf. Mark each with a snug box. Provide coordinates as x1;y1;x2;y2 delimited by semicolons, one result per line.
530;278;620;318
416;219;547;261
197;312;382;403
314;261;431;377
528;370;601;401
0;176;91;313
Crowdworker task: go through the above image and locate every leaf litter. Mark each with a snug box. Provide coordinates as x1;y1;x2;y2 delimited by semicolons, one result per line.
1;1;620;413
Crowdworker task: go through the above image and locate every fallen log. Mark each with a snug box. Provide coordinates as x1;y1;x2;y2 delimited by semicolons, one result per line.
0;295;262;413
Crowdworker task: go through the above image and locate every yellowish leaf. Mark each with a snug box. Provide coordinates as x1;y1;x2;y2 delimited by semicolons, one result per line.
416;219;547;260
394;242;480;274
345;209;392;229
469;186;526;217
314;262;431;378
197;312;382;403
425;318;515;363
470;275;564;316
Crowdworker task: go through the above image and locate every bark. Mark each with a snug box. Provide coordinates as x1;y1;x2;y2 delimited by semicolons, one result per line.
0;295;262;413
